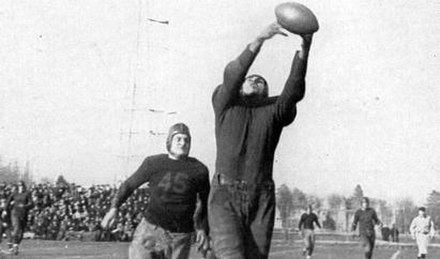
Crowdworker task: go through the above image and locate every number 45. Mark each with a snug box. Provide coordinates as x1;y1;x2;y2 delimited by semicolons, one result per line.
157;172;187;194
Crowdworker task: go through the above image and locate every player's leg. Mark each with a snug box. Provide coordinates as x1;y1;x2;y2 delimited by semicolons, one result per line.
8;214;20;254
168;232;192;259
129;218;170;259
10;217;26;255
17;217;27;243
303;230;311;255
416;234;429;258
208;185;245;259
309;230;316;256
365;235;375;259
360;234;372;259
247;185;275;259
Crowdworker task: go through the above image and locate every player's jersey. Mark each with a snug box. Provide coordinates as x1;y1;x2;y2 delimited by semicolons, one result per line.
352;208;379;236
112;154;210;233
298;212;321;230
212;46;307;184
7;192;33;216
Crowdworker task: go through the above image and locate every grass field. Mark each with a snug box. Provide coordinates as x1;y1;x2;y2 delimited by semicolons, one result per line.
1;239;440;259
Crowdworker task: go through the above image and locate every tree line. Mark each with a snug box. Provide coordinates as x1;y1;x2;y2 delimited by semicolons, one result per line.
276;183;440;233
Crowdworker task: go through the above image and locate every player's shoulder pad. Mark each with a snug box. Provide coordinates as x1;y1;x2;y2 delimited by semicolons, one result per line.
145;153;168;161
186;157;209;174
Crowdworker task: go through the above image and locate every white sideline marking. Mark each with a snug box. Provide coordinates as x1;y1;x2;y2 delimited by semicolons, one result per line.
390;250;400;259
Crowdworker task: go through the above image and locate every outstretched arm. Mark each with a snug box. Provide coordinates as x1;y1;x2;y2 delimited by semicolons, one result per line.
275;34;313;125
213;22;287;114
101;159;150;229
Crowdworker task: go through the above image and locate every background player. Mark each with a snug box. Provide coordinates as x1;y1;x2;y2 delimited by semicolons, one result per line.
352;197;382;259
410;207;435;259
101;123;210;259
298;205;321;259
5;181;34;255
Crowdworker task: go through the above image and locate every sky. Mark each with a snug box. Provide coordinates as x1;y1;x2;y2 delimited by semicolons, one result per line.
1;0;440;205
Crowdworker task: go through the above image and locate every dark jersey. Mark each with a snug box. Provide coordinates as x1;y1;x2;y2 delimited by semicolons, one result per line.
298;212;321;230
352;208;380;236
112;154;210;233
212;45;308;184
6;192;33;218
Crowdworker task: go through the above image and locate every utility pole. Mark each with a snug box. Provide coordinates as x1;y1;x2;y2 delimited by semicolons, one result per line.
118;0;173;182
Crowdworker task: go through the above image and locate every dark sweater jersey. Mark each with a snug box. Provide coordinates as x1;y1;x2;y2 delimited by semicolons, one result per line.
212;45;308;184
6;191;33;218
112;154;210;233
352;208;380;236
298;212;321;230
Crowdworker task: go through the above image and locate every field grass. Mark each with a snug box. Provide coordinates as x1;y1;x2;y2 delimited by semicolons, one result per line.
1;239;439;258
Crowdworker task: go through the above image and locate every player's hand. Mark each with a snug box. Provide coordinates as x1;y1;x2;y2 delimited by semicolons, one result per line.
411;235;416;240
101;207;117;229
257;22;288;41
1;210;6;217
300;34;313;47
195;229;209;252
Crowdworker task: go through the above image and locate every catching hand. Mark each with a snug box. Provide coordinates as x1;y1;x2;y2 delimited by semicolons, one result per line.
257;22;288;41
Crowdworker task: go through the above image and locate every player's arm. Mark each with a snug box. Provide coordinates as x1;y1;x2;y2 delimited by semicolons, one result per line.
314;214;322;229
429;218;435;238
101;159;150;229
274;34;313;125
194;167;210;252
298;214;305;230
24;192;34;210
5;194;14;212
372;210;382;228
352;211;359;232
409;218;417;238
213;22;287;114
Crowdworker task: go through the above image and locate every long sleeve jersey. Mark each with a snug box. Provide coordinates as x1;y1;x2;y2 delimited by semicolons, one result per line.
298;212;321;230
352;208;380;236
111;154;210;233
410;215;435;236
212;45;308;184
6;191;33;216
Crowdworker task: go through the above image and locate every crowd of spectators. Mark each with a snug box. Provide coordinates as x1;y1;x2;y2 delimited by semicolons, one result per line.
0;182;149;242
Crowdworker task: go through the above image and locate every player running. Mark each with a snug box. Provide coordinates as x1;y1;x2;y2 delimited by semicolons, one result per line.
4;181;34;255
410;207;435;259
209;21;314;259
352;197;382;259
298;205;321;259
101;123;210;259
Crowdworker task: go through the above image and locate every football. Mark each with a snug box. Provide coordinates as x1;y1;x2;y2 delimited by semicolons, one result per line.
275;2;319;34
